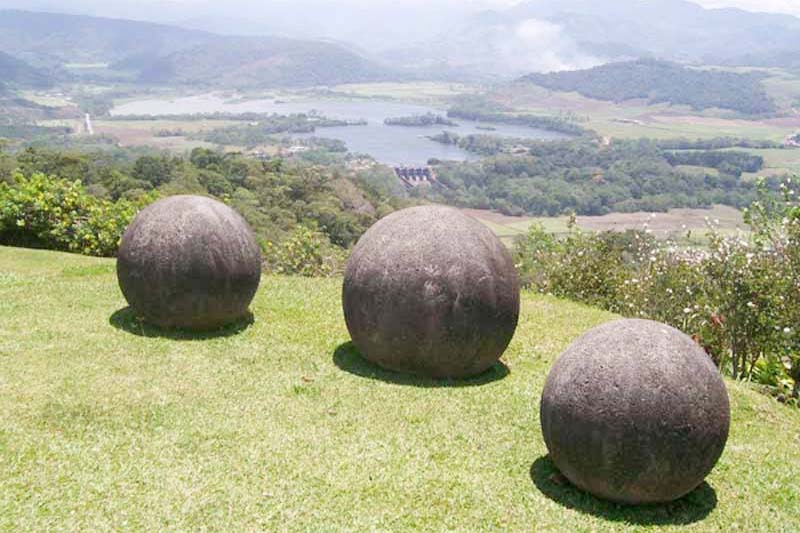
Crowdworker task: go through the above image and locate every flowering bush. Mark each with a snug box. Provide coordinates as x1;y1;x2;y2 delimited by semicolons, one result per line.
0;172;152;257
514;178;800;403
263;226;346;277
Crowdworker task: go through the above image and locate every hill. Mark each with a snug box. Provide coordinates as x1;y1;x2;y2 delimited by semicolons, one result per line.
382;0;800;77
0;50;52;88
0;10;394;87
521;59;776;115
503;0;800;68
128;37;394;89
0;9;212;67
0;245;798;529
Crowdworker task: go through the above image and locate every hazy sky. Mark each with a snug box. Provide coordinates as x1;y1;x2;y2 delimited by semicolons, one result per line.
254;0;793;16
3;0;800;18
132;0;800;17
694;0;800;16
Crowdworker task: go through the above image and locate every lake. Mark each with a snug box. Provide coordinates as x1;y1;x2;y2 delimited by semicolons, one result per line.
111;94;570;165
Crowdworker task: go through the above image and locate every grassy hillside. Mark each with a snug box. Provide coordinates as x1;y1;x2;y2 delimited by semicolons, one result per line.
1;246;799;530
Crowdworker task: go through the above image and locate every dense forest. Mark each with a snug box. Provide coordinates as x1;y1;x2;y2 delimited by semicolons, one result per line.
420;138;772;216
522;59;776;115
0;145;408;261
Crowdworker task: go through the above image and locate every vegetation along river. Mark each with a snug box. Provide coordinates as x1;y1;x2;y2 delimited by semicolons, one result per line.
112;94;570;165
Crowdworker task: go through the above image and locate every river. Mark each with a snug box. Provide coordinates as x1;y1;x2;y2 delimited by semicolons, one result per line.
111;94;570;165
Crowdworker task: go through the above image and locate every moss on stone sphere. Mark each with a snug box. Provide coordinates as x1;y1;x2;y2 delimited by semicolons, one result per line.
117;195;261;330
342;205;520;379
540;319;730;504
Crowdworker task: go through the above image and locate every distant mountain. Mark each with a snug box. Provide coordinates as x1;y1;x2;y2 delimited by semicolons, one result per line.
126;37;394;88
381;0;800;77
0;10;395;88
0;10;213;67
503;0;800;65
521;59;776;115
0;50;52;88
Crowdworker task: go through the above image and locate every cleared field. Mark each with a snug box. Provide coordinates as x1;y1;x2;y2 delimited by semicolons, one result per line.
330;82;479;103
20;91;73;108
465;205;745;245
738;147;800;179
460;208;570;246
91;119;235;151
493;83;799;142
762;71;800;111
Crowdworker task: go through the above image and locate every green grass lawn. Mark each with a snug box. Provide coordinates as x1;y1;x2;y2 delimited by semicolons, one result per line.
1;246;799;531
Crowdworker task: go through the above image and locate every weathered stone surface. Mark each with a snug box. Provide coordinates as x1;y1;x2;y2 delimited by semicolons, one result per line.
342;205;520;378
117;195;261;330
540;319;730;504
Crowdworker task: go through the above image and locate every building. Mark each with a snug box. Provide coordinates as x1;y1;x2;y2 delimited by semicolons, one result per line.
394;166;436;188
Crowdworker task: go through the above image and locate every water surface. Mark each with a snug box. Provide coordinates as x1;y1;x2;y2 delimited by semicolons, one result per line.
112;94;569;165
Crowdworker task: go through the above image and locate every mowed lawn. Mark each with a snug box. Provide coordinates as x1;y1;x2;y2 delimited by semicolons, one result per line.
1;246;799;531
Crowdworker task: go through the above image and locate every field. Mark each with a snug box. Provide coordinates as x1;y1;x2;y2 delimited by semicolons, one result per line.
36;117;234;151
493;77;800;142
1;246;799;531
19;91;73;108
91;119;232;151
739;147;800;180
328;82;479;104
465;205;745;246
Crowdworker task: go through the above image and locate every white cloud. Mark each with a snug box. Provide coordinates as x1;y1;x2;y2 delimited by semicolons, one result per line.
499;18;603;73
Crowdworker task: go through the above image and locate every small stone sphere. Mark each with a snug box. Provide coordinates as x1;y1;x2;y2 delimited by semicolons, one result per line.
342;205;520;379
540;319;730;504
117;195;262;330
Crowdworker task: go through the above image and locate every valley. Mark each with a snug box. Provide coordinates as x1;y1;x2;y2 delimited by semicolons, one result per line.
3;3;800;530
2;6;800;237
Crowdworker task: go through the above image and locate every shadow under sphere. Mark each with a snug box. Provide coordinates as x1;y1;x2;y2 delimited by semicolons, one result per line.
342;205;520;379
333;341;509;387
109;307;254;340
530;456;718;526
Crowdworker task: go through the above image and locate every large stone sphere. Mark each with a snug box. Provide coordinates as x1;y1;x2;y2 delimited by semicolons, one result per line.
540;319;730;504
117;195;262;330
342;205;520;379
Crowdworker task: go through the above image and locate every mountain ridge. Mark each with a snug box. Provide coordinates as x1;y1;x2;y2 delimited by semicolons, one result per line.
0;9;396;88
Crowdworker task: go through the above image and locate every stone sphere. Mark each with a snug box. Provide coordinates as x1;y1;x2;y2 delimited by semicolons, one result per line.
117;195;262;330
342;205;520;379
540;319;730;504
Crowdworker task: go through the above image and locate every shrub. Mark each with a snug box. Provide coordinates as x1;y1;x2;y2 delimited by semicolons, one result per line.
514;178;800;403
0;172;151;257
263;226;346;277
